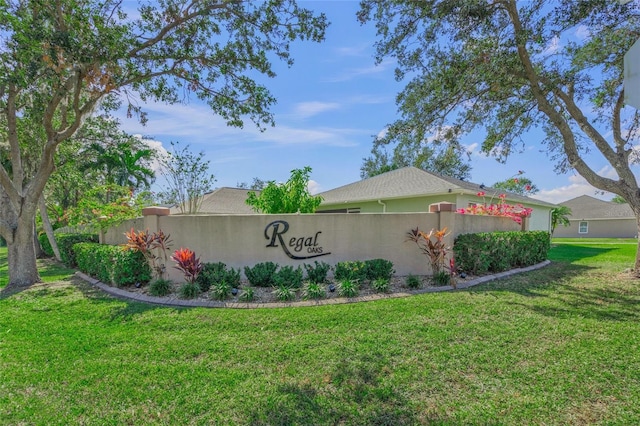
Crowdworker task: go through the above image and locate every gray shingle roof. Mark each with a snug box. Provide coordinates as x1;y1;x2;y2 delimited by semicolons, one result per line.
560;195;634;219
170;187;258;214
318;167;555;207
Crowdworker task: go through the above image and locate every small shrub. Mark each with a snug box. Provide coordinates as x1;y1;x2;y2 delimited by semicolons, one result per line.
371;278;390;293
273;284;296;302
197;262;241;292
38;233;54;257
210;280;231;300
178;281;200;299
405;275;422;289
302;281;326;300
338;279;359;298
365;259;395;281
57;233;99;266
244;262;278;287
274;265;304;289
303;261;331;284
432;270;451;286
239;287;255;302
334;261;367;282
149;279;173;297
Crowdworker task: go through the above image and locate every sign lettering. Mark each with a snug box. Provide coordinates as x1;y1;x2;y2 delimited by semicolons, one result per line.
264;220;331;260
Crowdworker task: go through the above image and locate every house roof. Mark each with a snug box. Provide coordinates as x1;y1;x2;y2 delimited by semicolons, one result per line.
318;166;556;207
170;187;259;214
559;195;634;219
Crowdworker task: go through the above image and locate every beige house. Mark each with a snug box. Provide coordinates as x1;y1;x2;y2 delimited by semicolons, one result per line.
554;195;637;238
316;167;555;232
170;187;258;215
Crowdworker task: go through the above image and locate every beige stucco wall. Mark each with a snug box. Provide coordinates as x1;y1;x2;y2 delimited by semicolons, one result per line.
554;218;637;238
319;195;552;232
104;211;522;282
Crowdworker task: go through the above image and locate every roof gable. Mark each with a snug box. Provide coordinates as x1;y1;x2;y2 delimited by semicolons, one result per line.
171;187;258;214
560;195;634;219
318;167;555;207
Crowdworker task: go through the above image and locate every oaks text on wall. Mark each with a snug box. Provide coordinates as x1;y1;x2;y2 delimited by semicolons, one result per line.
264;220;331;260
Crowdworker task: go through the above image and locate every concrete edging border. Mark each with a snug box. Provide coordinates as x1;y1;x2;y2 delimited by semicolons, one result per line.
75;260;551;309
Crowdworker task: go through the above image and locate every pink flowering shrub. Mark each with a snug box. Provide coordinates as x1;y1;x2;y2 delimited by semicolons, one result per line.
457;192;533;224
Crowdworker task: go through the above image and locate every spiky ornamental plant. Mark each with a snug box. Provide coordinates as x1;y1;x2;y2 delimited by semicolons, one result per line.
171;248;203;285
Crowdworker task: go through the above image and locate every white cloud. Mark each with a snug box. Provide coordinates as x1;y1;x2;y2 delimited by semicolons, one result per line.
531;168;617;204
116;99;362;148
574;25;591;41
134;135;167;173
334;43;370;57
324;58;395;83
293;101;340;119
543;35;561;56
308;179;322;195
376;127;388;140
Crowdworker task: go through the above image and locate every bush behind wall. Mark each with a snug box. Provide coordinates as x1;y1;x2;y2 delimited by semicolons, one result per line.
453;231;550;275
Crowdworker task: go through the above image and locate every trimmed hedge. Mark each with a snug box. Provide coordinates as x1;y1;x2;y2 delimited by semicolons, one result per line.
74;242;151;287
38;233;99;266
453;231;550;276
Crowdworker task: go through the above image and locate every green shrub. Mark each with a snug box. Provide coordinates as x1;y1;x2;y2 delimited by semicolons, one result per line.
273;284;296;302
371;278;390;293
334;261;367;282
197;262;240;292
405;275;422;289
431;271;451;286
302;281;326;300
365;259;395;281
38;233;54;257
178;282;200;299
274;265;304;289
210;280;231;300
338;279;358;298
303;261;331;284
149;279;173;297
454;231;550;275
73;242;151;287
244;262;279;287
239;287;255;302
58;233;99;266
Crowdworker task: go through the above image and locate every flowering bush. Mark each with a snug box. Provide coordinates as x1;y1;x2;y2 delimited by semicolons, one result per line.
457;191;532;224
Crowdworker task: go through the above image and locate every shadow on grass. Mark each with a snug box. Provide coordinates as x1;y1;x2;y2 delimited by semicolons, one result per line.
470;262;640;322
247;349;428;426
548;244;615;264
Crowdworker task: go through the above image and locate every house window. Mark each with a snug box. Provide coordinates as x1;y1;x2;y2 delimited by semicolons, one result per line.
578;221;588;234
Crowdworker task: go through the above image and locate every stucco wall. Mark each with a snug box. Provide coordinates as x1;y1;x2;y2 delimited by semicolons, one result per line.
104;211;522;282
318;195;551;232
554;218;637;238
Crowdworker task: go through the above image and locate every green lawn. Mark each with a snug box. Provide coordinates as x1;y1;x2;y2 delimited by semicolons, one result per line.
1;241;639;425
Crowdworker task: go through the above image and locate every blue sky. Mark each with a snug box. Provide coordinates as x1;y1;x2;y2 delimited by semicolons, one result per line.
116;0;628;205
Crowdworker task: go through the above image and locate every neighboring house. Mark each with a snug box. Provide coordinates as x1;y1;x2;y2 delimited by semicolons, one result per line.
316;166;555;232
170;187;259;215
554;195;637;238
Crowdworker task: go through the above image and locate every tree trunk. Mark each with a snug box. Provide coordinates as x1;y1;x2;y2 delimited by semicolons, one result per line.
6;221;41;288
39;194;62;261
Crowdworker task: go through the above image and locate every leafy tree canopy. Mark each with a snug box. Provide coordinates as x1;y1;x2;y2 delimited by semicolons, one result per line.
158;141;216;215
359;0;640;272
492;174;539;196
361;138;472;180
246;166;322;213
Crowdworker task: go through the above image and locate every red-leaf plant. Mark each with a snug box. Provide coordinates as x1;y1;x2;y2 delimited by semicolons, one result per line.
171;247;203;284
124;228;173;279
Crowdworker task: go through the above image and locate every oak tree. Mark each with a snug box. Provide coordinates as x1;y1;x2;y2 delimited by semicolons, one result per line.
0;0;327;288
359;0;640;272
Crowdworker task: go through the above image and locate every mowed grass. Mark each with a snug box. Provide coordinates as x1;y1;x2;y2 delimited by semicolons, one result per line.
1;240;639;425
